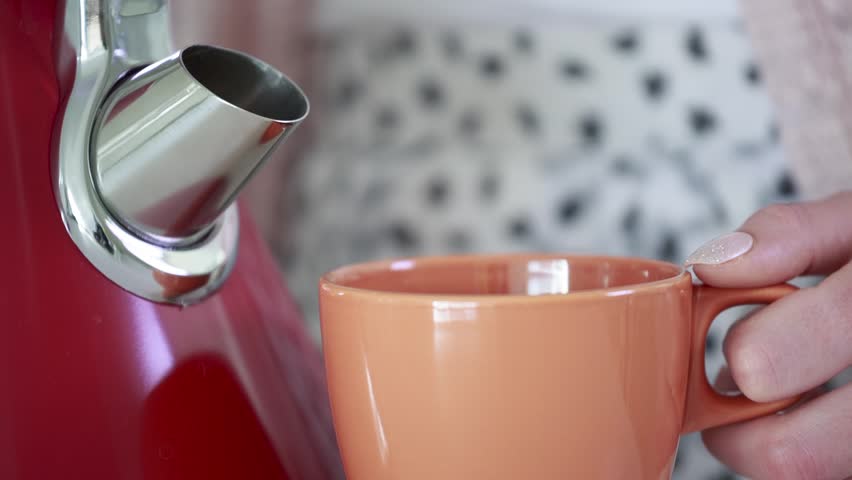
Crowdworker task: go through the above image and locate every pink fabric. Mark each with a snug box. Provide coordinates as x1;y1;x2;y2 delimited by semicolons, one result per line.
170;0;314;245
741;0;852;198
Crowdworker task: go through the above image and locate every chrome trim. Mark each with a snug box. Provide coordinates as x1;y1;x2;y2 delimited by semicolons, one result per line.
53;0;308;305
92;45;307;243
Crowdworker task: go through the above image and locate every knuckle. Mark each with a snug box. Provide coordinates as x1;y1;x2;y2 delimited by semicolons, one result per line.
824;275;852;318
753;203;810;232
749;202;817;271
760;430;823;480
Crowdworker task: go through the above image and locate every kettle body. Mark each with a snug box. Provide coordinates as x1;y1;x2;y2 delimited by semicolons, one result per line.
0;1;343;478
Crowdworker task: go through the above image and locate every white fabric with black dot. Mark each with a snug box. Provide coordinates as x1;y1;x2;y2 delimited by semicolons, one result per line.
279;21;797;479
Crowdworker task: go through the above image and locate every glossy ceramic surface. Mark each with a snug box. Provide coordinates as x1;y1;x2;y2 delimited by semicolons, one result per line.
320;254;798;480
0;1;342;478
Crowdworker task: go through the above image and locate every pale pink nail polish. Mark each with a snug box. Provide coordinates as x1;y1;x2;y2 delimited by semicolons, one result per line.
684;232;754;266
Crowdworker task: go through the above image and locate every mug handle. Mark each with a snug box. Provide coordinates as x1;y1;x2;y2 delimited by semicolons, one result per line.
681;284;802;434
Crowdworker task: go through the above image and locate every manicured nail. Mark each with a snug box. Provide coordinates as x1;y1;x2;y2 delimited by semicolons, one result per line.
684;232;754;266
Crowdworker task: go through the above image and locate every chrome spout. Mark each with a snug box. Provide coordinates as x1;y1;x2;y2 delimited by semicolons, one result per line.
92;45;308;243
54;0;309;304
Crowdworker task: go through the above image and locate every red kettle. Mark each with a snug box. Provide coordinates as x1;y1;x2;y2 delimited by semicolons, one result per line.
0;0;343;478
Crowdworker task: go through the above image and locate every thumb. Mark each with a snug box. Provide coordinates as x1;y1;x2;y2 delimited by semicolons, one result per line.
686;192;852;288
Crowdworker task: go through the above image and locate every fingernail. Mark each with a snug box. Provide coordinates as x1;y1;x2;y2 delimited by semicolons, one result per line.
684;232;754;266
712;365;740;394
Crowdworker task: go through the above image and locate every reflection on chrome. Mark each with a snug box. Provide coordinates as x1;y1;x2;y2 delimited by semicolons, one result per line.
55;0;308;304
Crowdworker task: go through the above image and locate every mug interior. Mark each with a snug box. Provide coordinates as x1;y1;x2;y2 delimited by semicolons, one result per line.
324;254;684;297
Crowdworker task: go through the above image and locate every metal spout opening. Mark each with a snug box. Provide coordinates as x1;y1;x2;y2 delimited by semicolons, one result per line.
180;45;308;123
91;44;309;245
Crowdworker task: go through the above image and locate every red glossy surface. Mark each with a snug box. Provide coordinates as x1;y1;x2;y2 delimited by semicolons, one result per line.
0;1;343;478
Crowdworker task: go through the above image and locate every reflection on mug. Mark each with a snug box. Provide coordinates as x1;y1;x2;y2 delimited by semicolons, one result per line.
153;270;211;299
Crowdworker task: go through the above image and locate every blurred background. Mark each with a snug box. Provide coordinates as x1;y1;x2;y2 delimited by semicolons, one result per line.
166;1;844;478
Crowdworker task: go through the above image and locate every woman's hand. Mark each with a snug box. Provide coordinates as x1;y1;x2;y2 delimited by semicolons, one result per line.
686;192;852;480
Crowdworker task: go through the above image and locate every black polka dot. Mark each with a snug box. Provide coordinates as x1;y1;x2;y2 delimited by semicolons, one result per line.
514;30;534;53
686;27;709;61
734;142;762;159
745;62;762;85
367;43;390;65
560;60;589;80
689;107;717;135
769;122;781;143
658;233;680;262
516;104;540;135
352;235;381;260
334;78;364;109
713;203;728;224
376;106;400;130
290;188;308;215
578;114;605;146
279;250;296;270
321;33;343;53
711;471;737;480
508;217;532;238
706;333;719;352
642;71;667;101
459;110;482;137
621;206;641;234
777;172;797;197
442;32;463;59
480;174;499;200
418;78;444;108
391;29;416;55
480;53;505;77
612;30;639;53
557;196;586;223
362;181;390;207
388;222;419;248
426;177;449;206
612;156;642;176
447;230;471;250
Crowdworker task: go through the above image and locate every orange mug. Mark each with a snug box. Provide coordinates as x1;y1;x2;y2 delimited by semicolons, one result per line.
319;254;799;479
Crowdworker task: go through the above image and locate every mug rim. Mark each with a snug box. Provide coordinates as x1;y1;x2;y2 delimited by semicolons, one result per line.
320;253;690;306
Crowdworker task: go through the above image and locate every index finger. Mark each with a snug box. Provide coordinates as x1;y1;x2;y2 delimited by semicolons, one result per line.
689;192;852;288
